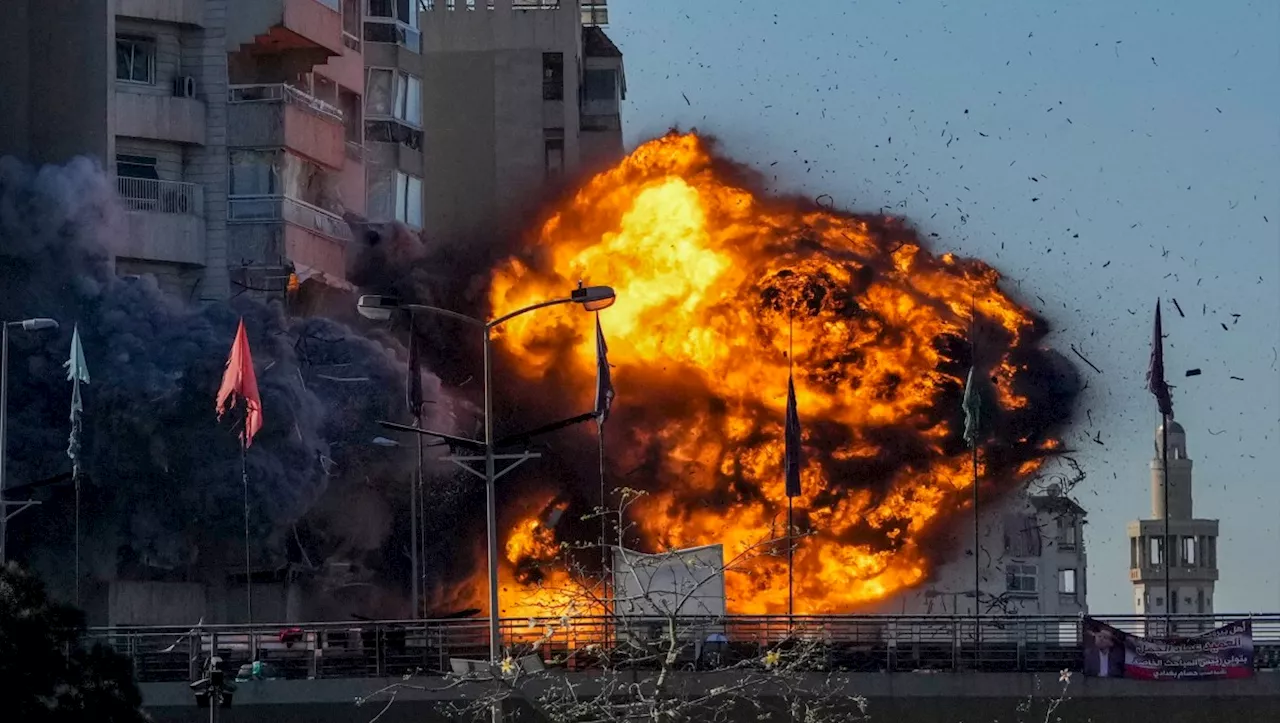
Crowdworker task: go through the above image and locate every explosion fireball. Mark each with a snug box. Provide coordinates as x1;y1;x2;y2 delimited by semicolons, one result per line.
486;132;1075;615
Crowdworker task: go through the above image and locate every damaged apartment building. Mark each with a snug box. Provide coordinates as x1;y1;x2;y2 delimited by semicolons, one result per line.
0;0;626;309
0;0;626;625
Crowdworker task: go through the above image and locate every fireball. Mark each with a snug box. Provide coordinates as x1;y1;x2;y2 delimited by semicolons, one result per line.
486;132;1073;614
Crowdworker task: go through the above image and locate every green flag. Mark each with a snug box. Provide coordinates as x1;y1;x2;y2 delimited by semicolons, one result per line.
65;324;90;477
962;367;980;448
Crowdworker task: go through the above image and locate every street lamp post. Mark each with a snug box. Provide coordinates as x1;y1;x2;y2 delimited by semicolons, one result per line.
1;318;60;565
357;284;616;665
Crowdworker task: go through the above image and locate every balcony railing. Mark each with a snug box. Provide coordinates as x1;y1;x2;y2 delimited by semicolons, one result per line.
116;177;203;216
228;195;349;241
228;84;344;124
83;613;1280;683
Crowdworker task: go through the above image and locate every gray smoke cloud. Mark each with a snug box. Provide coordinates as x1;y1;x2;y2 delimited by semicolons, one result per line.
0;157;464;605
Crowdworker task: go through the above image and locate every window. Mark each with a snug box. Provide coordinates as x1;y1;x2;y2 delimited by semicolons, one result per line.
544;130;564;178
542;52;564;100
365;0;419;50
1002;514;1042;557
1169;593;1179;614
116;36;155;84
1005;563;1037;595
395;73;422;126
1149;536;1163;566
366;69;395;117
1057;516;1077;548
229;151;280;196
394;171;422;228
1182;536;1196;566
367;69;421;126
116;155;159;180
1057;569;1077;596
582;69;617;101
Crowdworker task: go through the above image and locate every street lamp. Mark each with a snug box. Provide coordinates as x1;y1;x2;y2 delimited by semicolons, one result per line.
356;283;616;666
1;318;60;564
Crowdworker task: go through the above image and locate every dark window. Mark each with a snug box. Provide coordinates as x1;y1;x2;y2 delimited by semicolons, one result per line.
542;52;564;101
116;36;155;84
544;136;564;177
117;154;159;180
367;0;394;17
582;69;616;101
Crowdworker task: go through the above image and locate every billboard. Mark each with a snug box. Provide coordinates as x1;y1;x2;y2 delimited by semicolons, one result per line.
1083;617;1254;681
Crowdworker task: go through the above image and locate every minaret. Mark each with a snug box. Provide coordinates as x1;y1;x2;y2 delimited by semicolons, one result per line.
1127;419;1219;634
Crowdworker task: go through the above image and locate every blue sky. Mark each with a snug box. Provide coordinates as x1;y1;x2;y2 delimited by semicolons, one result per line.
607;0;1280;613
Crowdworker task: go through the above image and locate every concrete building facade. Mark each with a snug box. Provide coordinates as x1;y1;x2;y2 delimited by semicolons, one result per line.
1128;420;1219;631
0;0;367;303
419;0;626;244
882;484;1089;618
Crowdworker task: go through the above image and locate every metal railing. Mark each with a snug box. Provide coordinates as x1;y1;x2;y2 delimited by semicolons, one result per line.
83;614;1280;683
227;195;349;241
116;177;203;216
228;84;344;124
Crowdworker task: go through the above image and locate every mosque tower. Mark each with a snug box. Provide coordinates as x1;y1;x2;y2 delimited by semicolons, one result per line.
1126;419;1219;634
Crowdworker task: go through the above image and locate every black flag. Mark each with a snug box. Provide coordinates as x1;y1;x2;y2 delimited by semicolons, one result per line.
1147;300;1173;418
784;374;803;497
407;331;424;417
594;315;614;423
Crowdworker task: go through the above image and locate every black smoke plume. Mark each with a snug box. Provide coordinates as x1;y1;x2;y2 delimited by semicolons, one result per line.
0;158;462;616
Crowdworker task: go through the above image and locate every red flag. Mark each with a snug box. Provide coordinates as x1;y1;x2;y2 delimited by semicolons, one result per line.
216;319;263;447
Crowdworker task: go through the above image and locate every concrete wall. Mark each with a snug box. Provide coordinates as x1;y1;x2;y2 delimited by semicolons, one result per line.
421;0;584;244
0;0;33;160
228;103;346;170
121;211;206;265
137;671;1280;723
117;92;209;146
118;0;207;27
226;0;344;55
0;0;115;166
189;0;232;300
421;51;497;242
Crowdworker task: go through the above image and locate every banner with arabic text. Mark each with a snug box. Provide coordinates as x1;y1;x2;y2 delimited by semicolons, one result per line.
1083;617;1254;680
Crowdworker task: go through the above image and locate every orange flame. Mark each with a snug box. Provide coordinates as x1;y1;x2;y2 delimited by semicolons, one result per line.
484;133;1066;614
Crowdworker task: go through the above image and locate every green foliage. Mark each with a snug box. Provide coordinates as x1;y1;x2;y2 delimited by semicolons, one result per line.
0;562;148;723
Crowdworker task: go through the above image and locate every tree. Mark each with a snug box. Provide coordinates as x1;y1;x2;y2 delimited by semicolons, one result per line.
0;562;149;723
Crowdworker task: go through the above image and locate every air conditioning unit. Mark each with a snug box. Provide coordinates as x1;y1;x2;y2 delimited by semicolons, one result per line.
173;75;197;99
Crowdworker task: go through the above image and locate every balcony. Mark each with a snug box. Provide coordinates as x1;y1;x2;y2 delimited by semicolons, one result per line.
363;19;420;53
227;195;349;282
228;84;345;169
227;0;344;57
117;0;206;26
115;178;205;266
115;91;207;146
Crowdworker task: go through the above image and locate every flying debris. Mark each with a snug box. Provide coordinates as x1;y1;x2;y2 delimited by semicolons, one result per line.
484;132;1079;614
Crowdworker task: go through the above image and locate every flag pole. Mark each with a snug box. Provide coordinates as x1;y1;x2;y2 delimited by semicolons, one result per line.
1162;410;1170;633
598;412;609;643
971;307;980;626
241;422;252;627
74;473;80;606
787;311;794;623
